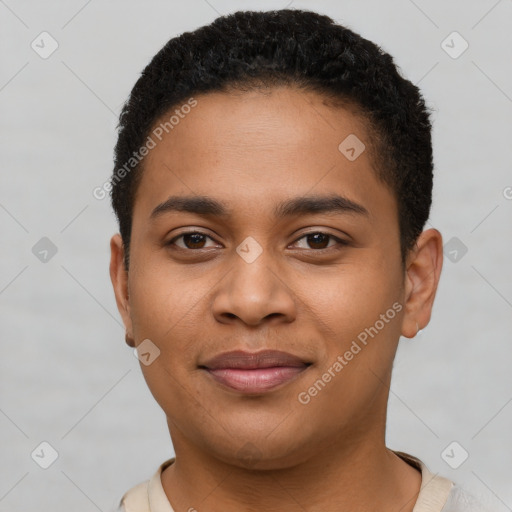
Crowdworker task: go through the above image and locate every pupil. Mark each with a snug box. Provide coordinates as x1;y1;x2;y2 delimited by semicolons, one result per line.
185;233;205;249
308;233;328;249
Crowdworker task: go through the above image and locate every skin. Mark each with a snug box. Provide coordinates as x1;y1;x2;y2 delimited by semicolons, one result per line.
110;86;443;512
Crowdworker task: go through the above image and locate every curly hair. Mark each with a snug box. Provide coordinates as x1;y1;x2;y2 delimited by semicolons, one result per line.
111;9;434;268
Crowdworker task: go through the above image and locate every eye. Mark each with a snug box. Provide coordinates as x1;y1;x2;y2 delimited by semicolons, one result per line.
167;230;347;252
291;232;347;250
168;231;219;250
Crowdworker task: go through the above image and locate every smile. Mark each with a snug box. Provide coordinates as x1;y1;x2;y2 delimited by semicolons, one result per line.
200;349;312;393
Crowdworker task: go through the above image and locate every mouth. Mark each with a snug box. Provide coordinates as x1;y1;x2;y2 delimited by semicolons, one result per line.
199;350;312;394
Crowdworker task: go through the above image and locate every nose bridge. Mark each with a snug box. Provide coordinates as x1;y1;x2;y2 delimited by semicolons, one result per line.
233;243;277;297
211;238;296;326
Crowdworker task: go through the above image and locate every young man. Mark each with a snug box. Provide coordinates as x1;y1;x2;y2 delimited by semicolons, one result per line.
109;9;487;512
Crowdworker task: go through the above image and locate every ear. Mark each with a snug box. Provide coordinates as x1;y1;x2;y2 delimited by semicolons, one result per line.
109;234;135;347
401;228;443;338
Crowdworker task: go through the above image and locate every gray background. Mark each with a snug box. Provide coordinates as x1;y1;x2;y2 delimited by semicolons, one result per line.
1;0;511;511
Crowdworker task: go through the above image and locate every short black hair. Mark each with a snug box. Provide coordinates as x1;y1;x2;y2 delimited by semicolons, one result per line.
111;9;434;268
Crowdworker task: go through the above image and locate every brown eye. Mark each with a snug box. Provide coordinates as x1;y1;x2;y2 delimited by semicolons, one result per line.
292;232;346;250
306;233;330;249
182;233;207;249
168;232;218;250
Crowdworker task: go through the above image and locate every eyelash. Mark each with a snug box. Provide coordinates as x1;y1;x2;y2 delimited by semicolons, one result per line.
167;230;348;252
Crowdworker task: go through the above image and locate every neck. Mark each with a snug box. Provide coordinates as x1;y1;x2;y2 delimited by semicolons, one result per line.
161;423;421;512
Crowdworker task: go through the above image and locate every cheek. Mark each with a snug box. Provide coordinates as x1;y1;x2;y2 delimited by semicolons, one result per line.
127;261;208;374
299;262;400;339
129;257;196;328
127;255;240;381
292;269;403;429
127;265;207;415
296;259;405;403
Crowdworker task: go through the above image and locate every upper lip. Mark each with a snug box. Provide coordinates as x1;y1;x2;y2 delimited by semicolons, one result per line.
200;350;311;370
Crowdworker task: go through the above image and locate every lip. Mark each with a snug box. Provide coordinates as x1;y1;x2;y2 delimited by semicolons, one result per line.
200;350;311;393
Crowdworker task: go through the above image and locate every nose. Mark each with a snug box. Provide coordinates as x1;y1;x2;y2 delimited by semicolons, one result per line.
211;246;297;327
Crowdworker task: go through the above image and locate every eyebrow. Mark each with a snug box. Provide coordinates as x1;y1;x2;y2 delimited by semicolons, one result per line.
150;194;369;220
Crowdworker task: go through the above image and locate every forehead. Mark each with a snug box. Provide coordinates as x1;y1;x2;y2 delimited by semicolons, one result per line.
148;87;371;167
133;86;394;224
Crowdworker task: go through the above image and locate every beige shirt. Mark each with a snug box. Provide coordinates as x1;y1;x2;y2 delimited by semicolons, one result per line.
117;451;487;512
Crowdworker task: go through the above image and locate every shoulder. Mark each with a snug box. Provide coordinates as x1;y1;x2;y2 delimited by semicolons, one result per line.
393;450;490;512
115;458;176;512
117;480;150;512
442;485;492;512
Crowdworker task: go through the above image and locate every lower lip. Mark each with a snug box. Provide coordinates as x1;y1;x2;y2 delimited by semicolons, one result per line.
205;366;308;393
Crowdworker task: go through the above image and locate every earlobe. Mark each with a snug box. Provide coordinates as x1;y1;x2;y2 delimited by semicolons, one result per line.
401;229;443;339
125;332;135;348
109;234;134;345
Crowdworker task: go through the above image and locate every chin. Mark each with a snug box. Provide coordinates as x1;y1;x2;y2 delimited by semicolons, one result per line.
203;432;316;471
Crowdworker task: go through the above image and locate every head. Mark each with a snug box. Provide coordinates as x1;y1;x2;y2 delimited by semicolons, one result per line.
109;9;442;469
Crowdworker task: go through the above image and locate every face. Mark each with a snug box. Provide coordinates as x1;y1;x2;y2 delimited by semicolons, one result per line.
110;86;441;469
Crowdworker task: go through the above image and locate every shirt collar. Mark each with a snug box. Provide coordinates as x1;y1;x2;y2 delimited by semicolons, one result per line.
393;451;454;512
